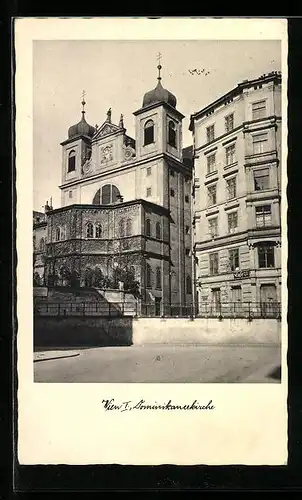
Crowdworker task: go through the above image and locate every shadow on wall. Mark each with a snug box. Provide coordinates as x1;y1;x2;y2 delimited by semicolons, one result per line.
34;316;134;350
267;365;281;381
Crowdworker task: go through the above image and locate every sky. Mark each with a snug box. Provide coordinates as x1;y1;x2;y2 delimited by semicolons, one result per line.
33;39;281;212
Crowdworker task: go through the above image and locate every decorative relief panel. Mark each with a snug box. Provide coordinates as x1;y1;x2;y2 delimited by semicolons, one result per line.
100;144;114;163
98;124;117;137
123;145;136;161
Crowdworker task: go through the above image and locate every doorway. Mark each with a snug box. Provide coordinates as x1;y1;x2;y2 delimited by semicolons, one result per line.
260;284;278;317
155;297;161;317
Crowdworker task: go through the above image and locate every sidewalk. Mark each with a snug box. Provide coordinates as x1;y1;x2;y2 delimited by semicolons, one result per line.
34;350;80;362
242;360;281;383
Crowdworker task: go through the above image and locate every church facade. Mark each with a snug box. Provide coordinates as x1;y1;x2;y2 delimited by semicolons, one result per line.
33;66;194;312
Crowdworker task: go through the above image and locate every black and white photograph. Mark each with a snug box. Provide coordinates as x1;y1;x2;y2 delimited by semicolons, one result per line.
16;17;288;466
32;38;284;384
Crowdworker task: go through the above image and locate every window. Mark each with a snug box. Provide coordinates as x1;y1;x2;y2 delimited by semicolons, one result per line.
69;190;73;199
170;188;175;197
145;218;151;237
119;218;125;237
226;177;237;199
255;205;272;227
67;150;76;173
185;248;190;256
156;267;162;289
208;217;218;238
254;168;269;191
206;124;215;143
95;223;102;238
207;184;217;206
33;235;36;250
229;248;240;271
39;238;45;252
186;275;192;294
60;226;66;241
185;194;189;203
146;166;152;176
209;252;219;275
146;187;152;197
207;153;216;174
92;184;121;205
156;222;161;239
225;113;234;133
144;120;154;146
258;243;275;268
55;227;61;241
170;169;175;177
228;212;238;233
253;133;268;154
146;263;152;288
185;225;190;234
225;143;236;165
86;222;94;238
252;100;266;120
168;120;176;148
126;218;132;236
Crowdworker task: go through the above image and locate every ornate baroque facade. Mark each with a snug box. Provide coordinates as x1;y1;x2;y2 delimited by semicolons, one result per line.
33;66;194;311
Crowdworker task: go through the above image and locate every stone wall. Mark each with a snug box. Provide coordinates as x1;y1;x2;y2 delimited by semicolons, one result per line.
34;315;133;348
132;317;281;345
34;314;281;349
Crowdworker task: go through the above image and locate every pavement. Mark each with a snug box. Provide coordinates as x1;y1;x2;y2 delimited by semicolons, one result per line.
33;344;281;383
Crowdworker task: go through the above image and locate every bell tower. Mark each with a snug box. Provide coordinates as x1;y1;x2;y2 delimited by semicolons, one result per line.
60;92;95;207
133;55;184;163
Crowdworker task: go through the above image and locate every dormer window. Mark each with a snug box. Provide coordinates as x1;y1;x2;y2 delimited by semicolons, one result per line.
144;120;154;146
68;150;76;172
168;120;176;148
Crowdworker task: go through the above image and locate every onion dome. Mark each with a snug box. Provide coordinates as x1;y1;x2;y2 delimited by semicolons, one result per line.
68;92;96;139
142;60;177;109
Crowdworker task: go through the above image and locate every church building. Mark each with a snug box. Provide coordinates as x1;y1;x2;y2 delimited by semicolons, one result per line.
33;63;194;313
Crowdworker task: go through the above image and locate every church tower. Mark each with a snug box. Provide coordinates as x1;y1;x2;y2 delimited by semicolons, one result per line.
133;57;193;306
60;92;95;206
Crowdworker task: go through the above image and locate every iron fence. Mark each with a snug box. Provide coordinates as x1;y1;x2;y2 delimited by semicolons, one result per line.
34;301;138;317
34;301;281;319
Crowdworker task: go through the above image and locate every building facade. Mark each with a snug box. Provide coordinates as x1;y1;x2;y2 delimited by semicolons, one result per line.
190;71;282;314
33;65;194;313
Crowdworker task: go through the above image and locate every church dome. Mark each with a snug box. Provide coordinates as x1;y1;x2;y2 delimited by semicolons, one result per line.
143;80;177;109
68;113;96;139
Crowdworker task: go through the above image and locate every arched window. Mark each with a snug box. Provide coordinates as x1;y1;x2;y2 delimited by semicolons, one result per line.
126;218;132;237
144;120;154;146
60;226;66;241
119;218;125;238
55;227;61;241
156;267;161;289
86;222;94;238
155;221;161;240
145;218;151;237
146;263;152;288
92;184;121;205
129;266;135;280
68;150;76;173
168;121;176;148
84;268;94;287
186;275;192;294
95;223;102;238
39;238;45;252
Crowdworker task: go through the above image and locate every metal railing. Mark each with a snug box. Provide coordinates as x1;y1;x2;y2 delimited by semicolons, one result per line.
34;301;138;317
34;301;281;319
140;301;281;319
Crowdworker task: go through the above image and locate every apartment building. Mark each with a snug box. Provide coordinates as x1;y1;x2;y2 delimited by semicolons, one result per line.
189;71;282;313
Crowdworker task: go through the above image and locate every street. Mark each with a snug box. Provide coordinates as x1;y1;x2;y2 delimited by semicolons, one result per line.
34;344;281;383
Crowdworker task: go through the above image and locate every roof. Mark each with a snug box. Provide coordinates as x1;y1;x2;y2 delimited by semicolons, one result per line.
189;71;281;130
